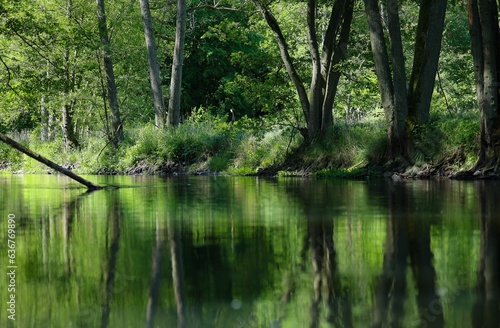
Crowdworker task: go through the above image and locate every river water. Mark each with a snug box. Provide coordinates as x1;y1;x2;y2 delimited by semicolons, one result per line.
0;174;498;327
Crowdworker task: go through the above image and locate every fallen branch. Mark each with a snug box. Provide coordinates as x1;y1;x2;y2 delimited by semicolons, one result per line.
0;132;103;190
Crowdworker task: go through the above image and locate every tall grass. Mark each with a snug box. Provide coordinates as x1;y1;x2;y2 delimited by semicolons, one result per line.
0;112;481;176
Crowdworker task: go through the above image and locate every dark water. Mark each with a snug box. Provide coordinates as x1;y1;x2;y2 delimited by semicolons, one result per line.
0;174;498;327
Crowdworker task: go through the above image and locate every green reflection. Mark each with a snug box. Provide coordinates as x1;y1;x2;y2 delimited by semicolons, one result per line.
0;175;494;327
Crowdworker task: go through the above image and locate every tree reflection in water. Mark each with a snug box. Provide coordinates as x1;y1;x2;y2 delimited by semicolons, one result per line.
472;181;500;327
372;181;443;328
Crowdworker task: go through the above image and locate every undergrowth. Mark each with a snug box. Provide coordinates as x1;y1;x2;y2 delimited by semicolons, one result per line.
0;113;481;176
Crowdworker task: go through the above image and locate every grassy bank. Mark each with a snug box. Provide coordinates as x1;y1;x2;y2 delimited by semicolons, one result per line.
0;113;479;178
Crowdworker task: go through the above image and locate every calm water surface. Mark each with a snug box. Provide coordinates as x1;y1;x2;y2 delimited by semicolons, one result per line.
0;174;498;327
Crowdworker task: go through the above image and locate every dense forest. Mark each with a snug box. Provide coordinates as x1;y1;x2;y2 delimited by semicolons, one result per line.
0;0;499;178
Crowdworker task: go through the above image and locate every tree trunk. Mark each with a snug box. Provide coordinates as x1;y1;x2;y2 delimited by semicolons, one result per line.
96;0;123;146
386;0;409;159
168;0;187;127
307;0;324;139
253;0;353;141
365;0;447;160
40;95;49;141
252;0;310;133
62;101;78;149
467;0;500;171
407;0;448;126
364;0;398;157
61;15;79;149
0;132;102;189
139;0;166;129
321;0;354;132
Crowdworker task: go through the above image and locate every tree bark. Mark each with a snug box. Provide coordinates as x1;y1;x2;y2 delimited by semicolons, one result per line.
140;0;166;129
307;0;324;139
467;0;500;171
0;132;102;189
407;0;448;125
62;3;79;149
386;0;409;158
321;0;354;132
365;0;447;159
364;0;399;158
96;0;123;146
168;0;187;127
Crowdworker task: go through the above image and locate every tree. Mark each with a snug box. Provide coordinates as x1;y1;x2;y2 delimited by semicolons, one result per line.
363;0;447;159
96;0;123;146
139;0;166;128
466;0;500;172
252;0;354;140
407;0;447;125
168;0;187;127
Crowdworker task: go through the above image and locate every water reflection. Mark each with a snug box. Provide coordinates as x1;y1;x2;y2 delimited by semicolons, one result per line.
101;192;121;328
372;182;443;328
472;182;500;327
287;179;353;328
1;176;499;327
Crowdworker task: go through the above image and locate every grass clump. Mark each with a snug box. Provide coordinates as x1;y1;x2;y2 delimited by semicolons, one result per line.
288;121;386;173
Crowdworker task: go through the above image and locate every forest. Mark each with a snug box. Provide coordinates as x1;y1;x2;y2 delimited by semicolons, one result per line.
0;0;499;178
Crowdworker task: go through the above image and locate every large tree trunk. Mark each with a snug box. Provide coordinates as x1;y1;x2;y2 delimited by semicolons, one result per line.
364;0;400;158
386;0;409;159
306;0;324;139
407;0;448;125
96;0;123;146
467;0;500;172
365;0;447;160
168;0;187;127
139;0;166;128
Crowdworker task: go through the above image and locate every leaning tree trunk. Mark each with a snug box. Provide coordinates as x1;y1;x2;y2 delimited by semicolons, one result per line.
96;0;123;146
0;132;102;189
252;0;310;137
168;0;187;127
139;0;166;129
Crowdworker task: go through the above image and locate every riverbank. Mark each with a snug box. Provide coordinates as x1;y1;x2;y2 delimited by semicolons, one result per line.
1;113;490;179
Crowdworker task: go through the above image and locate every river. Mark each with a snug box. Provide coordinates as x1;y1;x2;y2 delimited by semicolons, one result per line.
0;174;497;327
